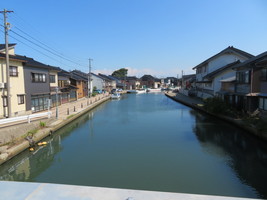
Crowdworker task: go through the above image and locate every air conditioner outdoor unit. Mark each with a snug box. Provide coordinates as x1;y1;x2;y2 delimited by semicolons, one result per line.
0;83;5;89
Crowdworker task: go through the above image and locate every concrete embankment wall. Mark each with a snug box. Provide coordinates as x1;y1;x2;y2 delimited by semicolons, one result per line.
0;96;110;166
165;93;267;142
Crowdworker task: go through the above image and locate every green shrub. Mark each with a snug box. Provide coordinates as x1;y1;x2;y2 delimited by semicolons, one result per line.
203;97;237;117
92;92;97;97
39;121;46;128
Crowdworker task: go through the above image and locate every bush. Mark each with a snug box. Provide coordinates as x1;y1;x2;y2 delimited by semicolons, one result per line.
92;92;97;97
39;121;46;128
203;97;237;117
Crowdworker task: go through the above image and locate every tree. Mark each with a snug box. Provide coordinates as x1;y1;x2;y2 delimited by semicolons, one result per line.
111;68;128;78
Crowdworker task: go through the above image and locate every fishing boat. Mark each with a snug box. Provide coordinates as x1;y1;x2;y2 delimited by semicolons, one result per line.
136;89;147;94
111;93;121;99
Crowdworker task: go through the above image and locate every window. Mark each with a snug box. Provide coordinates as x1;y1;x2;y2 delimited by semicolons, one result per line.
49;75;56;83
32;73;46;83
259;97;267;111
17;95;25;105
261;68;267;81
10;66;18;77
236;70;250;84
2;96;7;107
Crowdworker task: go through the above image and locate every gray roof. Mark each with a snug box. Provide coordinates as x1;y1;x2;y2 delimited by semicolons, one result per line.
98;73;114;81
192;46;254;70
0;53;60;71
0;43;16;51
232;51;267;69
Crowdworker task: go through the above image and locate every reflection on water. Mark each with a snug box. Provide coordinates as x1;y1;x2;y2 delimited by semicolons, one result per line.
191;110;267;198
0;94;267;199
0;109;95;182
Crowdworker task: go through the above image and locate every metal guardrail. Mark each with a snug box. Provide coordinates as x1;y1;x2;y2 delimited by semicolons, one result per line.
0;111;52;125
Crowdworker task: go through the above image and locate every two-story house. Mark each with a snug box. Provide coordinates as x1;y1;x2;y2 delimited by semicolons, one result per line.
58;69;77;103
21;55;59;113
70;70;88;99
0;43;61;115
140;75;160;89
0;44;26;117
193;46;254;99
98;73;116;92
232;51;267;112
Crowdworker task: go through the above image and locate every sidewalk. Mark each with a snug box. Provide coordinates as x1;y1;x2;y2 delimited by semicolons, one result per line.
0;93;110;146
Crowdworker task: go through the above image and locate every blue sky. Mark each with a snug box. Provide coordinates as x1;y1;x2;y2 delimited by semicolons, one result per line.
1;0;267;77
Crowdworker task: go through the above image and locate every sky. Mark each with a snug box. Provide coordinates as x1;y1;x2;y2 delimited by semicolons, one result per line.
0;0;267;78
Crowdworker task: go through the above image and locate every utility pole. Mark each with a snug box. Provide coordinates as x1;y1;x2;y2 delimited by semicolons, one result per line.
1;9;13;118
88;58;93;98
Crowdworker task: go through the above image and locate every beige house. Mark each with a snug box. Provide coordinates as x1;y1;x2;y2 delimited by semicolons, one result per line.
0;44;27;118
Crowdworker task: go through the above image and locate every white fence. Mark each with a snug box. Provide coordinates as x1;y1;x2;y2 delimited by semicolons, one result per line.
0;111;52;126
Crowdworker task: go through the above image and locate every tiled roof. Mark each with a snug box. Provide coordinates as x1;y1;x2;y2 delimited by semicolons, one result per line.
0;43;16;51
140;75;155;81
232;51;267;69
192;46;254;70
70;70;88;81
98;73;114;81
0;53;60;71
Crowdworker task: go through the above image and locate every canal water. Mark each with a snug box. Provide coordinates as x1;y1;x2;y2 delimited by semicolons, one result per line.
0;93;267;198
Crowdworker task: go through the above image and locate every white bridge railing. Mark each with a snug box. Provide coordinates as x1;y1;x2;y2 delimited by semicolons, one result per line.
0;111;52;126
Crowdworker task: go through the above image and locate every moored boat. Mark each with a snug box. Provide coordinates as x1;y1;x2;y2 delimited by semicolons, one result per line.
111;93;121;99
136;89;147;94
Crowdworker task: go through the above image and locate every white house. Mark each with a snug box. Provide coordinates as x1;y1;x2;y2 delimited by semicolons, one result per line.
90;73;105;91
192;46;254;99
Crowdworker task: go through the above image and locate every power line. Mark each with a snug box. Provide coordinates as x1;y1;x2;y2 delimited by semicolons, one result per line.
13;25;87;65
0;29;74;69
10;30;85;67
9;12;88;66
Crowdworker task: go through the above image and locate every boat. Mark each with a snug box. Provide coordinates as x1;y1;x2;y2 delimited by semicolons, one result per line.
111;93;121;99
147;88;162;92
136;89;147;94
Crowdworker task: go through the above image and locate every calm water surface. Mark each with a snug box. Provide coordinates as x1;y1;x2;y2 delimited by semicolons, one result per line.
1;93;267;198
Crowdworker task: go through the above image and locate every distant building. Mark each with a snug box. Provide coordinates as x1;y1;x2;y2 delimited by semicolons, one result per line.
140;75;160;89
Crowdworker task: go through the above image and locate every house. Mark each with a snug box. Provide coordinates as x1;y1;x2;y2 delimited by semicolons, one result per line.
22;56;60;113
58;69;78;104
0;44;26;117
0;44;62;116
97;73;116;92
192;46;254;99
140;75;160;89
231;51;267;112
70;70;88;99
90;73;105;91
124;76;140;90
108;75;124;89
